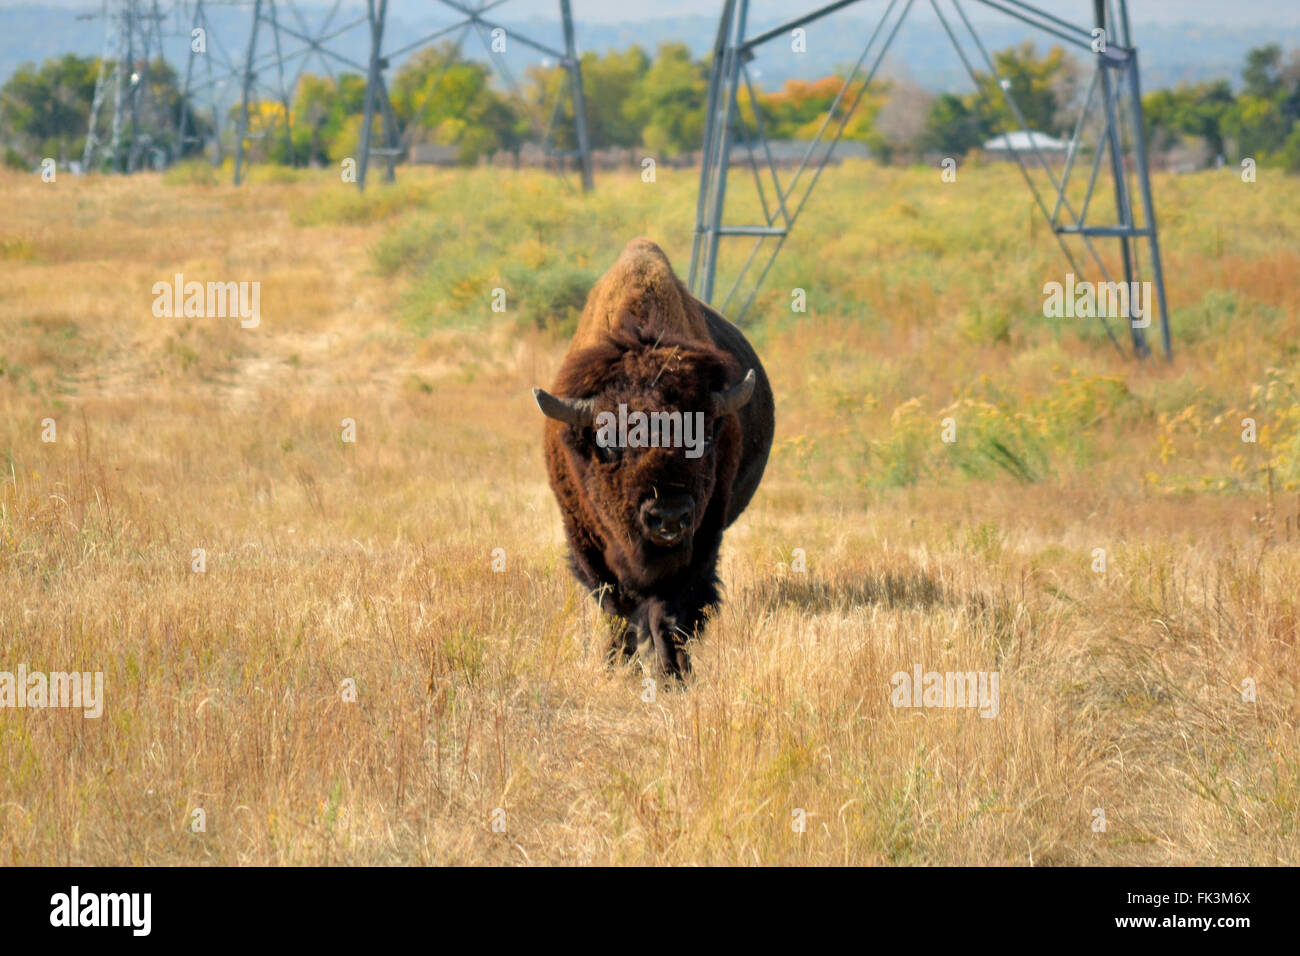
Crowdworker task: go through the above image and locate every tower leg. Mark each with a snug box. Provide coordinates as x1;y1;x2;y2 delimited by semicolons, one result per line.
691;0;745;303
357;0;388;191
1095;1;1146;357
109;4;127;170
560;0;593;192
233;0;263;185
84;0;116;171
377;74;399;183
1125;51;1172;360
689;0;736;294
176;31;197;164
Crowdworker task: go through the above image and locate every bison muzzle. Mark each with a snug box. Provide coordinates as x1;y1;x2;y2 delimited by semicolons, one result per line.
533;238;774;679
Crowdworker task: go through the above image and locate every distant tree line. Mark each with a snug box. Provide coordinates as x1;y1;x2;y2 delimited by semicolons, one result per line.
0;52;209;170
1142;45;1300;169
3;41;1299;172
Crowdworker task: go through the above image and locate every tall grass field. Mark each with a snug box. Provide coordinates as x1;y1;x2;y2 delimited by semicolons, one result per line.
1;160;1297;864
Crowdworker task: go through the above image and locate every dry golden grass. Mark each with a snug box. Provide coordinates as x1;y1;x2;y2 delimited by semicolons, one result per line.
0;164;1297;865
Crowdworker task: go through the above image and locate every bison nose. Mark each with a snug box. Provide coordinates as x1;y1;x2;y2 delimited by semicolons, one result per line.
640;496;695;546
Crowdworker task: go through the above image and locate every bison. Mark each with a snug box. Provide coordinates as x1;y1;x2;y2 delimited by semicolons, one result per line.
532;238;774;678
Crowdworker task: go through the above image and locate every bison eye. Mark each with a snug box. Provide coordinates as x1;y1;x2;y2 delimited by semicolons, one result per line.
595;441;623;464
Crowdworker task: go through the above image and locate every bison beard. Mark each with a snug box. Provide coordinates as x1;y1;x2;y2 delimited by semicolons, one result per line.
533;238;774;680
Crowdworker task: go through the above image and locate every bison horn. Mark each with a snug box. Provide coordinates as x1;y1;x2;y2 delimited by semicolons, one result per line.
532;387;596;427
711;369;756;416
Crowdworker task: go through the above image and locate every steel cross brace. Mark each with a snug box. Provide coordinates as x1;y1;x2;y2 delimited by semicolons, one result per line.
356;0;594;192
690;0;1171;360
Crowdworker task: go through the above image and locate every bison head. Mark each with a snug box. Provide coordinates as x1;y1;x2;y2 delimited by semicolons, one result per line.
534;327;755;588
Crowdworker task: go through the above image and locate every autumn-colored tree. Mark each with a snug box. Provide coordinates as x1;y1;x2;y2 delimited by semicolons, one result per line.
739;74;887;153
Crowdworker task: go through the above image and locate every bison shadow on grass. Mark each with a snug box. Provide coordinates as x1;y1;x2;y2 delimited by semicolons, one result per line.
764;569;949;613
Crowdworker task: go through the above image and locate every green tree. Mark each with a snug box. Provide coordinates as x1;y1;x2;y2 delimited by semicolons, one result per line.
1223;93;1290;158
0;54;100;165
525;46;653;151
389;43;519;163
973;42;1072;136
1222;45;1300;167
916;43;1074;158
921;92;989;155
284;73;366;166
624;43;708;155
0;53;202;169
588;46;653;148
1143;81;1235;157
1242;44;1283;100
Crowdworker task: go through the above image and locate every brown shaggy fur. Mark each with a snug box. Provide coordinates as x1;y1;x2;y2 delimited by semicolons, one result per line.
568;237;711;351
538;238;775;679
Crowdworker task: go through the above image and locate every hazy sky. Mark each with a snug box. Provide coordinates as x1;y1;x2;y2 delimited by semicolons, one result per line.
4;0;1297;27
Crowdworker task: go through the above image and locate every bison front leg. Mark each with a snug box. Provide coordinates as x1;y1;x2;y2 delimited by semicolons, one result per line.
604;615;637;666
591;583;638;667
646;601;692;681
645;563;721;680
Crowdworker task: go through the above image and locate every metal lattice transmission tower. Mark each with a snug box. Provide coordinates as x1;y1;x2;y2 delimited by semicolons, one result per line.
691;0;1172;360
172;0;373;183
354;0;594;191
83;0;182;171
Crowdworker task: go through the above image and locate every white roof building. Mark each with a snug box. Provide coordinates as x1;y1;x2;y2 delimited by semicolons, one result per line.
983;130;1070;153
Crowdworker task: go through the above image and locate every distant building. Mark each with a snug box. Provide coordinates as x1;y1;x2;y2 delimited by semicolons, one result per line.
408;143;460;166
480;138;874;173
981;130;1070;158
728;138;873;166
1157;135;1213;173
